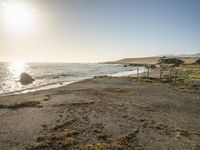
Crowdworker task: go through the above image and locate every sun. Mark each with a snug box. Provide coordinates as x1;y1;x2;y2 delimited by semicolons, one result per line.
1;1;36;33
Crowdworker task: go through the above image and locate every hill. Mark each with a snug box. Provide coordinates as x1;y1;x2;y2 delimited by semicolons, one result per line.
104;56;199;65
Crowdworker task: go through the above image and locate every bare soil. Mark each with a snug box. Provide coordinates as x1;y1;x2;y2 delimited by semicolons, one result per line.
0;77;200;150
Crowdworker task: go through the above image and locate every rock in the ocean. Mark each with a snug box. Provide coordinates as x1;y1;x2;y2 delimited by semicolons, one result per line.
20;73;35;85
123;65;128;67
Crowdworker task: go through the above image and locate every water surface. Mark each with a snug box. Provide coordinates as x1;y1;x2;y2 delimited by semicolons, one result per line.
0;62;145;96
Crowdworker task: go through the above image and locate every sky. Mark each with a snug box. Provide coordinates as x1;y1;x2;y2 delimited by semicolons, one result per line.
0;0;200;62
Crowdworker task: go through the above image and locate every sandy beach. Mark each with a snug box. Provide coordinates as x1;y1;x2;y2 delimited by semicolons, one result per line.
0;76;200;150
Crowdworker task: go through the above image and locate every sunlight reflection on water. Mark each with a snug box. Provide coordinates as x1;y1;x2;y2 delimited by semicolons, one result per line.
8;61;27;79
3;61;27;92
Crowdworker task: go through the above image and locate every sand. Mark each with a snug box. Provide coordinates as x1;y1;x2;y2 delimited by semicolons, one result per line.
0;76;200;150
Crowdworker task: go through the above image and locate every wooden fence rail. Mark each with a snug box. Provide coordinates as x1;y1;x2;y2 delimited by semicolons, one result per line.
135;66;200;84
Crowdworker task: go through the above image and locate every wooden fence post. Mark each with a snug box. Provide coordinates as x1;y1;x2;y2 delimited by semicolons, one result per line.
174;71;178;84
160;69;162;82
137;68;139;80
147;67;150;78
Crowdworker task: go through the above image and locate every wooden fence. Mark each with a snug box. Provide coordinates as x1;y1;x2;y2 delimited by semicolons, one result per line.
135;65;200;84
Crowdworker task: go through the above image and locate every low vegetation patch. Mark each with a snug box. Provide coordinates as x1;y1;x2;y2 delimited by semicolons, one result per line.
13;124;140;150
159;57;184;66
128;64;200;93
0;101;41;110
195;58;200;64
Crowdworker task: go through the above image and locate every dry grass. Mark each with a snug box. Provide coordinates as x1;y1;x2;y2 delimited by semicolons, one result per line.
176;64;200;83
14;126;139;150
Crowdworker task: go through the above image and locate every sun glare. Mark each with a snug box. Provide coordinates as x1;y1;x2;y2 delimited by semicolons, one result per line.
1;1;36;33
8;61;26;77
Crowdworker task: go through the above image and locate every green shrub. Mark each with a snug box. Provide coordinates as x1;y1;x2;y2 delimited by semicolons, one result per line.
159;57;184;66
196;58;200;64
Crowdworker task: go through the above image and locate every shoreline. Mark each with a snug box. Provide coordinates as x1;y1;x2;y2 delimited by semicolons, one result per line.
0;66;147;98
0;77;91;98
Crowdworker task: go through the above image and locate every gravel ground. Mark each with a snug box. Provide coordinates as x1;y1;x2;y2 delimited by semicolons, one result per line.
0;76;200;150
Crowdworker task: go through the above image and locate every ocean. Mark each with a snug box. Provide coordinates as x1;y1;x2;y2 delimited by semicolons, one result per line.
0;62;146;97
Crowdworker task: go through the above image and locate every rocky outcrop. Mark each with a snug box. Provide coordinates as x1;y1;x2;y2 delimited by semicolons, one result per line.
20;73;35;85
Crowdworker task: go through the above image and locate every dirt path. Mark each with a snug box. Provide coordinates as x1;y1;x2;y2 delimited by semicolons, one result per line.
0;77;200;150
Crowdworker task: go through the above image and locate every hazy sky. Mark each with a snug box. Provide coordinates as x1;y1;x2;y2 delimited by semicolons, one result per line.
0;0;200;62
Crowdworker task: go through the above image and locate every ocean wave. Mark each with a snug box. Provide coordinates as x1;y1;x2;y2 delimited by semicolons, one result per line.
34;73;76;79
0;78;89;97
